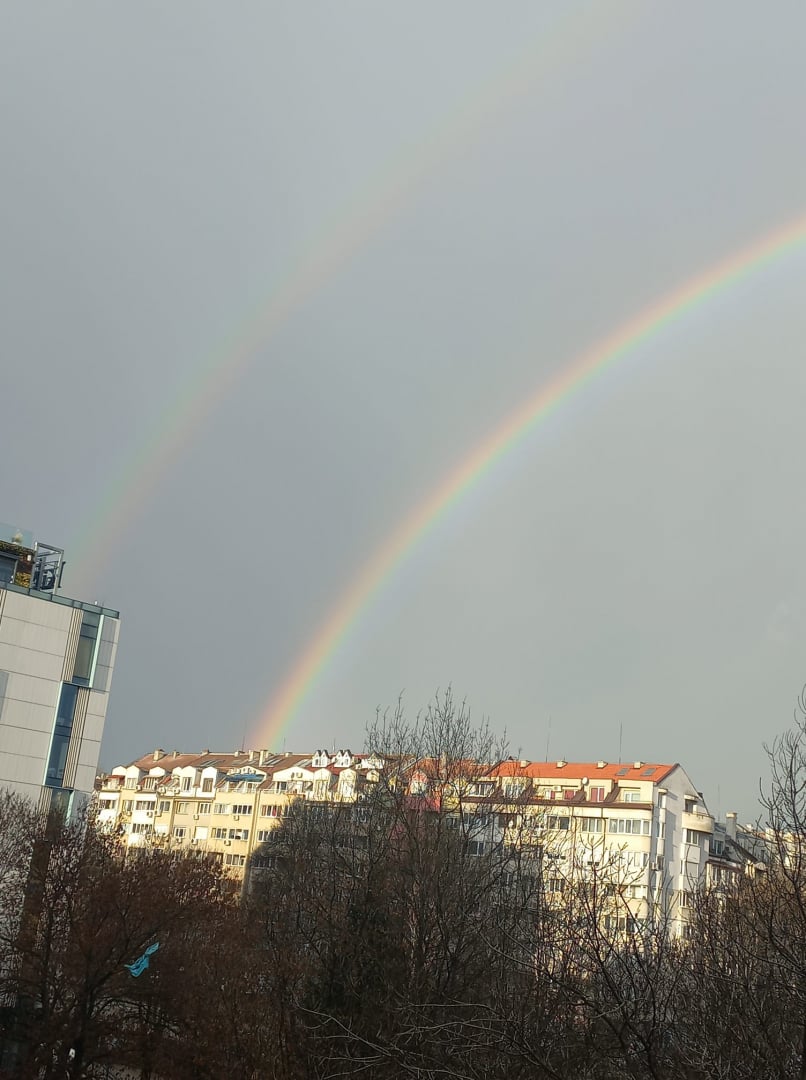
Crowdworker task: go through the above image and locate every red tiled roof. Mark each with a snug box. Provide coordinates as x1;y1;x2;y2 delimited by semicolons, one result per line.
487;761;676;784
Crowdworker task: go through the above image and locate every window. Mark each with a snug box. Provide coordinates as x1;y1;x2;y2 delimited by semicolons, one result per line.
624;851;649;869
125;777;137;789
580;817;603;834
45;683;80;788
212;828;228;840
72;610;101;684
131;822;152;835
621;789;641;803
563;789;576;801
655;820;665;839
197;802;211;815
261;804;287;818
546;877;566;893
627;883;647;899
465;840;485;857
605;914;638;934
502;779;526;799
181;776;192;792
214;804;230;815
684;829;700;846
679;890;692;908
224;853;246;867
135;800;152;811
142;777;158;791
176;802;190;814
122;800;133;813
257;829;272;842
609;818;650;835
589;786;605;802
547;816;570;831
173;827;187;840
202;777;213;792
158;800;170;814
232;804;252;816
684;798;697;813
228;828;249;841
710;838;724;857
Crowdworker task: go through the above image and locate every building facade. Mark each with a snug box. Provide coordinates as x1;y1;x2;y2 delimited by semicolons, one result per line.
0;522;119;817
96;746;742;937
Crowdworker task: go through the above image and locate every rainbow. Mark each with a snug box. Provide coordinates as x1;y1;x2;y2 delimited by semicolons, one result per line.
66;1;628;594
250;211;806;747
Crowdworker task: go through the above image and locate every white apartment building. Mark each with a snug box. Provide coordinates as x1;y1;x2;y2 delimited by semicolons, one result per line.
481;758;715;936
96;745;730;936
0;522;119;817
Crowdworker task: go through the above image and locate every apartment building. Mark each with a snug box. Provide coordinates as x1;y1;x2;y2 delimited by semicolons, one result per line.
98;745;751;939
96;747;385;884
473;758;716;937
0;522;119;817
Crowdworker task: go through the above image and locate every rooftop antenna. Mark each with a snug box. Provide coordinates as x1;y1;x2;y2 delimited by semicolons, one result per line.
545;715;552;762
618;722;623;765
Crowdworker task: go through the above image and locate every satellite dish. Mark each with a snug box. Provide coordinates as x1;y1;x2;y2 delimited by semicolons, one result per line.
582;777;589;785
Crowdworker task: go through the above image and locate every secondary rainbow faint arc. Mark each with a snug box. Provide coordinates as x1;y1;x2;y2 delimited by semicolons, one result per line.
252;211;806;747
67;0;627;592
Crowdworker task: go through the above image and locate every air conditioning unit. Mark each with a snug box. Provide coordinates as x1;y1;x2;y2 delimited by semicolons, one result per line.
224;840;232;846
233;815;240;821
146;810;154;817
190;839;198;845
193;814;199;820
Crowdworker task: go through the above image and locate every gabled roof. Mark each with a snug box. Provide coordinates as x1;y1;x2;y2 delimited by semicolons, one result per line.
487;760;677;784
122;751;248;773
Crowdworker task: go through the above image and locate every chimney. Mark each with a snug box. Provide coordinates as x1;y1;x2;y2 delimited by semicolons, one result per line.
172;750;179;758
519;759;529;768
556;759;566;768
633;761;643;770
152;748;165;761
249;750;257;763
597;761;607;769
726;812;737;841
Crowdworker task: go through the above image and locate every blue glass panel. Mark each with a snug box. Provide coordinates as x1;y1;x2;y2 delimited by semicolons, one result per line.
45;684;79;787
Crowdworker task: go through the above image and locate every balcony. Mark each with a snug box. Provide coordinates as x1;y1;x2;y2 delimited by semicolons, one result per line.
682;810;714;835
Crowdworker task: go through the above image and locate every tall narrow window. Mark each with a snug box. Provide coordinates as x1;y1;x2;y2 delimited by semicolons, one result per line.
45;683;79;787
73;611;101;685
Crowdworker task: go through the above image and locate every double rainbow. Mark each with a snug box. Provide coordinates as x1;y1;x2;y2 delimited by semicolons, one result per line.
250;212;806;747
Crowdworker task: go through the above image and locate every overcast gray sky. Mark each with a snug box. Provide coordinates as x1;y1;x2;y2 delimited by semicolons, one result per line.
3;2;806;820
